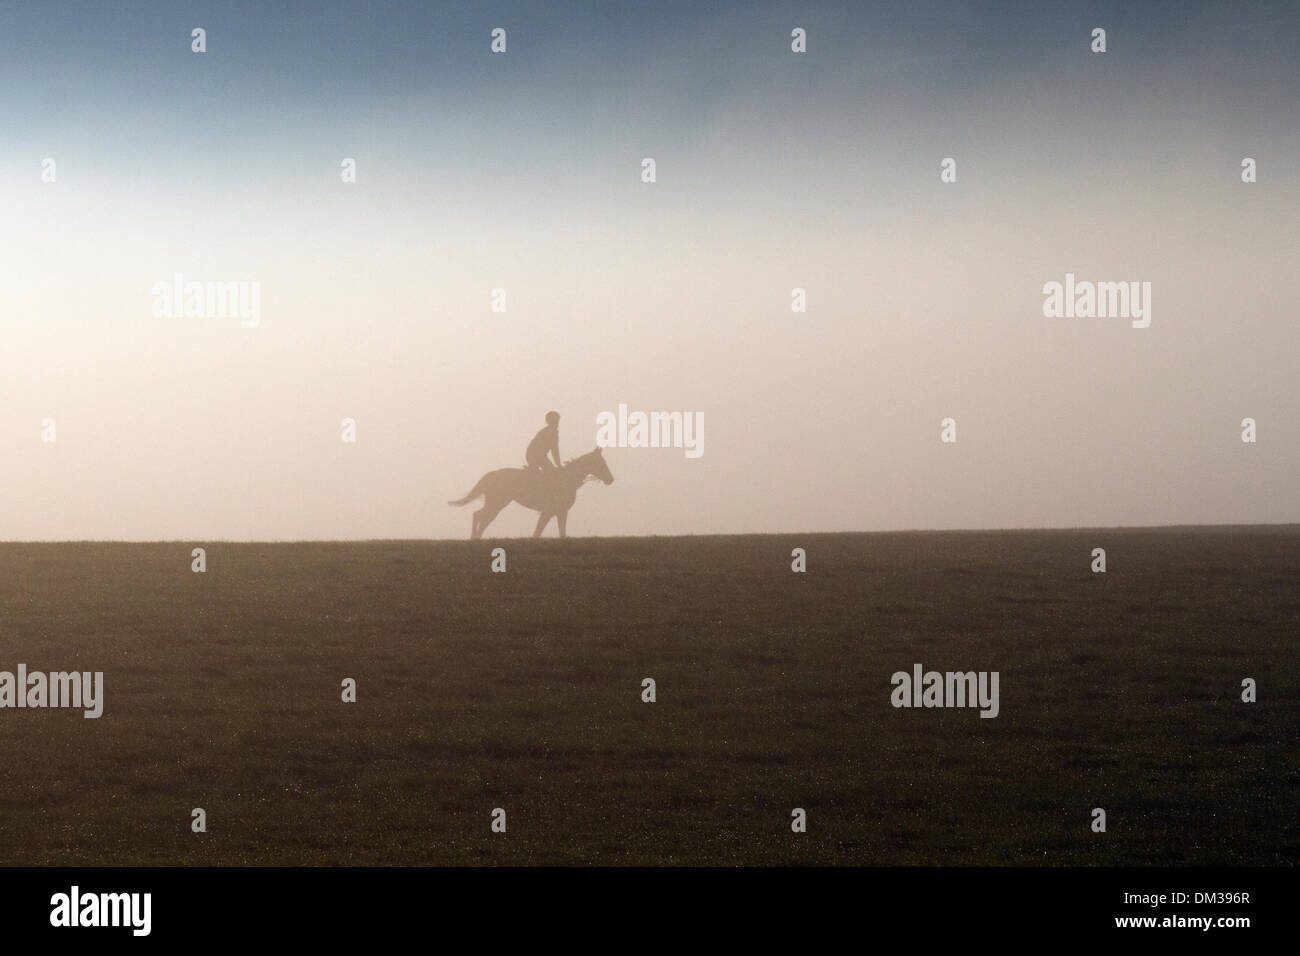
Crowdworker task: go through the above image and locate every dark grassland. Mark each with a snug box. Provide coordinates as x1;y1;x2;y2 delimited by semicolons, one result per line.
0;529;1296;865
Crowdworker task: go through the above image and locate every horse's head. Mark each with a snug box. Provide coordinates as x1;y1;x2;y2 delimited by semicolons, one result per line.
586;447;614;485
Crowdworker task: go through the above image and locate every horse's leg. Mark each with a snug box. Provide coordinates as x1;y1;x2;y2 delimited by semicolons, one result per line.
532;512;551;538
471;505;492;539
477;496;509;539
556;510;568;539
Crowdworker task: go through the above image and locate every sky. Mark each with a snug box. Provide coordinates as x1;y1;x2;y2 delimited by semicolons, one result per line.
1;0;1297;539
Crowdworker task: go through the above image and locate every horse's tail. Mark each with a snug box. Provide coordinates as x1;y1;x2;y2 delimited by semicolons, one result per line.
448;474;489;506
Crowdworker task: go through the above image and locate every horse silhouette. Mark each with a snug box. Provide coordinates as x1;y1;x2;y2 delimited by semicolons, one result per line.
449;447;614;539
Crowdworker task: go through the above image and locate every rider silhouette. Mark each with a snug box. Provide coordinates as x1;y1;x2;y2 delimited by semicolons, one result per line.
526;411;563;472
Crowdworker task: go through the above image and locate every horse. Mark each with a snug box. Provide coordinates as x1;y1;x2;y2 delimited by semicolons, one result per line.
449;447;614;539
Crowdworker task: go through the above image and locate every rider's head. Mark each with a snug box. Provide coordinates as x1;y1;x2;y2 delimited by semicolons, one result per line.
545;411;560;426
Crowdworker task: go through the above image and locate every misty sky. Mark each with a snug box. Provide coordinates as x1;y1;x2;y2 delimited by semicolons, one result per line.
1;1;1297;539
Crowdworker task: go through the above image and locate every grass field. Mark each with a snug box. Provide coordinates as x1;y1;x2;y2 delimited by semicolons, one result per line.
0;529;1296;866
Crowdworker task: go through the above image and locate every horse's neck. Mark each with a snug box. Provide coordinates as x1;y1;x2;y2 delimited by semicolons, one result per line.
561;457;593;485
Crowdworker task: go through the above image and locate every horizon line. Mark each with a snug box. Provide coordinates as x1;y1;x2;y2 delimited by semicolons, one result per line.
2;522;1298;544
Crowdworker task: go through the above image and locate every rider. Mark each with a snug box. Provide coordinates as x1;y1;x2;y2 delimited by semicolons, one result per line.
526;411;563;472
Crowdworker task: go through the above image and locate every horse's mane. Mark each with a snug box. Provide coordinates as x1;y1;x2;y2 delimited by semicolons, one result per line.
562;448;601;467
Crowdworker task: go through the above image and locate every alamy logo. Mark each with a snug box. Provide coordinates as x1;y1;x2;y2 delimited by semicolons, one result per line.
1042;273;1151;328
0;665;103;718
151;272;261;328
890;663;999;718
595;404;703;459
50;886;151;936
